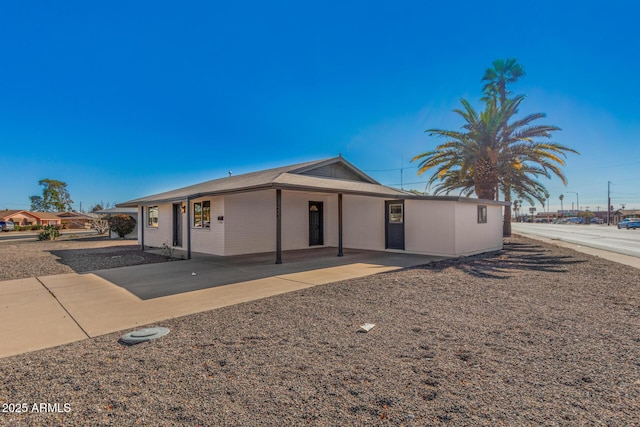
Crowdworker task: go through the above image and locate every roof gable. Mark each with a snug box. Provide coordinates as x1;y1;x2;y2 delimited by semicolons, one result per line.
292;157;378;184
1;210;29;219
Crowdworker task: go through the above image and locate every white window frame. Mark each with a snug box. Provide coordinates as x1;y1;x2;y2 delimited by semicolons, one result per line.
389;203;403;223
193;201;211;229
147;206;159;227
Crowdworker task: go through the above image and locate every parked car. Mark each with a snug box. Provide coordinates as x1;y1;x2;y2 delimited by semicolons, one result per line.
591;218;604;224
618;218;640;229
563;217;583;224
619;219;640;230
0;220;15;231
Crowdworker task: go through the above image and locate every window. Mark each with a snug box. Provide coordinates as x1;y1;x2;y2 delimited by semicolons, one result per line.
193;201;211;228
477;205;487;223
389;204;403;223
147;206;159;227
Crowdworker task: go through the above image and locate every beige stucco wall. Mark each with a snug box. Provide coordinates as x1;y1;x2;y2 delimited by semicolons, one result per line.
281;190;338;250
405;199;503;257
190;196;224;255
342;195;386;251
405;199;456;256
141;204;173;249
224;190;276;255
453;202;503;255
137;193;503;258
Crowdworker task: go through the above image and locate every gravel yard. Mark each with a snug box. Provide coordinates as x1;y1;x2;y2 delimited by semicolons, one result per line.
1;235;640;425
0;235;170;281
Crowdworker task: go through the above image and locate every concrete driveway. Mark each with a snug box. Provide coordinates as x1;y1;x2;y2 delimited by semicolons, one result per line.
1;247;444;358
95;247;444;299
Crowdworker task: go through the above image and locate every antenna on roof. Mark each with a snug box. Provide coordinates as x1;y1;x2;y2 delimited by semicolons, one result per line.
339;153;342;158
228;171;233;177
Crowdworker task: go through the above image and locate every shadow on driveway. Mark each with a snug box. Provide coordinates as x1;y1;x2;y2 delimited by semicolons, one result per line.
92;247;446;300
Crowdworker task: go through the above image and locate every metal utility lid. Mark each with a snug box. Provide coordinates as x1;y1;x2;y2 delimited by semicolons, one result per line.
119;327;170;345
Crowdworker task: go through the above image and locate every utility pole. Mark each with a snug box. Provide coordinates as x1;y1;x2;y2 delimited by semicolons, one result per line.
567;191;579;213
608;181;613;226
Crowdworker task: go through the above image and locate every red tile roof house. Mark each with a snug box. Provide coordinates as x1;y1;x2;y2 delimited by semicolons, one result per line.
29;212;63;227
118;157;505;262
0;210;40;226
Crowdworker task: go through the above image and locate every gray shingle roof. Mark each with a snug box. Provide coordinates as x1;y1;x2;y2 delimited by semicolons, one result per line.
118;157;408;206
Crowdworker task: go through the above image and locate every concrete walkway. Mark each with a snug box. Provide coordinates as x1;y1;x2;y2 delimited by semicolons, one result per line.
0;248;444;358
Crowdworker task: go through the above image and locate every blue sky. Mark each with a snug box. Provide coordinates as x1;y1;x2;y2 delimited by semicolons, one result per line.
1;1;639;212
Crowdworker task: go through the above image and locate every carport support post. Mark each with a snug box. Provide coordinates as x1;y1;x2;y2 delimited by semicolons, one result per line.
140;206;145;251
186;197;191;260
338;193;343;257
276;189;282;264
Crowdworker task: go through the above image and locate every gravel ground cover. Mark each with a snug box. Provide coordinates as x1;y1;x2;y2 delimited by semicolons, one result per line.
1;235;640;425
0;235;170;281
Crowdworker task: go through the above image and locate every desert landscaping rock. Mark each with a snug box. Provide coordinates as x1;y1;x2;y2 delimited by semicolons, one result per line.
0;236;170;281
1;235;639;425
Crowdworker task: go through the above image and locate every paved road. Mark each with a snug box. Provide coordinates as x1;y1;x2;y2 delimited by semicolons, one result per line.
512;223;640;258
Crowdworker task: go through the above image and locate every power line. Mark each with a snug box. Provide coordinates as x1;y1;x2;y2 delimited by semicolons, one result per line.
363;166;420;172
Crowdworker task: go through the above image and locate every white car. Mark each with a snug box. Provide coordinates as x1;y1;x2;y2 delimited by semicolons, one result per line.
0;220;15;231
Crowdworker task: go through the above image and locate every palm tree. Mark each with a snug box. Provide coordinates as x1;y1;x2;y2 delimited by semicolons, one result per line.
482;58;526;235
412;94;578;234
415;98;504;200
512;199;522;221
559;194;564;211
481;58;526;109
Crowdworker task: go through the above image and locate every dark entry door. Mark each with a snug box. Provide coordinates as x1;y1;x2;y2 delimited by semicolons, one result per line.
172;204;182;247
385;200;405;250
309;201;324;246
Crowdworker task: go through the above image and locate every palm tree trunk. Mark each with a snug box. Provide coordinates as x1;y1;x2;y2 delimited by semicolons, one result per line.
503;189;512;237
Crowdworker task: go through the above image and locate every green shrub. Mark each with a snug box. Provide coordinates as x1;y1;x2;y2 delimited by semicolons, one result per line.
38;225;60;241
109;215;137;238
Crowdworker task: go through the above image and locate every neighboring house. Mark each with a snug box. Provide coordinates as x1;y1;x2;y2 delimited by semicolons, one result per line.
95;207;139;239
57;211;95;229
29;212;63;227
0;210;97;228
0;210;39;226
118;157;505;262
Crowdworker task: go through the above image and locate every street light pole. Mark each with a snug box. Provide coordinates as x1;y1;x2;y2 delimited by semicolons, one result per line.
608;181;613;226
567;191;579;213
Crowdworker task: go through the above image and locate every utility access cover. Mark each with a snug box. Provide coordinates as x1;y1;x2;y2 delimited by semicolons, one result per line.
119;327;170;345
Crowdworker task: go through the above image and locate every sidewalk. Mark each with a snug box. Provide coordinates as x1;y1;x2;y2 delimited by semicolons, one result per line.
0;249;444;358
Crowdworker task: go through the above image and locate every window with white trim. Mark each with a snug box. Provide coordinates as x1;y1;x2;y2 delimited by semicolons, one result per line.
193;201;211;228
389;204;403;223
147;206;159;227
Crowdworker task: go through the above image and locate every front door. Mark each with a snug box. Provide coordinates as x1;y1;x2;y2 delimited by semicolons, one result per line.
309;201;324;246
385;200;405;250
172;204;182;247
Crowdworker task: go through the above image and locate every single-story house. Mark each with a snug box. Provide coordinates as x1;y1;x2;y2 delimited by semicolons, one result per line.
56;211;96;229
95;207;139;239
118;157;505;262
0;210;39;226
29;212;63;227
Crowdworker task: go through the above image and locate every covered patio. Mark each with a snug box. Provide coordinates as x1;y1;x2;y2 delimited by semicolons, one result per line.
94;247;447;300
